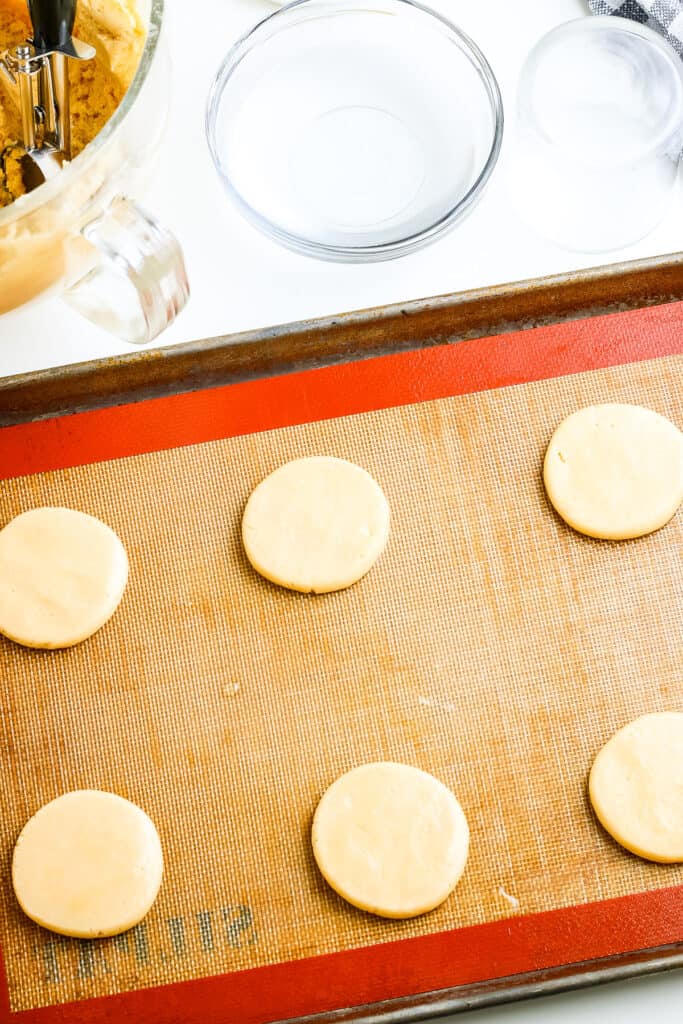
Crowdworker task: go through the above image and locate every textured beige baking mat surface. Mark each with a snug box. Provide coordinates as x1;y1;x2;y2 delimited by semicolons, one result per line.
0;355;682;1012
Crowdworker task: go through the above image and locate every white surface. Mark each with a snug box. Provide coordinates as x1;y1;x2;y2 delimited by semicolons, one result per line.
435;970;683;1024
1;0;682;1017
0;0;681;375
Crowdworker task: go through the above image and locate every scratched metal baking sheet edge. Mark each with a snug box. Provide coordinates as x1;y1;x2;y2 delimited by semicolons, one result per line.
2;255;683;1023
1;252;683;425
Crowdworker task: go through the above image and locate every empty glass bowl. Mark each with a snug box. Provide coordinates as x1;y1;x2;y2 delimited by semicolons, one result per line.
206;0;503;262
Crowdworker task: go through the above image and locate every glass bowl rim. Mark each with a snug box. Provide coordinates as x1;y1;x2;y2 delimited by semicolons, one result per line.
205;0;504;262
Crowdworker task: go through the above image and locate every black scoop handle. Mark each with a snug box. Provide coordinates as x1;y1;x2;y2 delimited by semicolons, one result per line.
28;0;77;53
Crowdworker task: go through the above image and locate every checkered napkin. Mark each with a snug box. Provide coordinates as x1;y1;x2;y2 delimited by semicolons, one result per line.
589;1;683;57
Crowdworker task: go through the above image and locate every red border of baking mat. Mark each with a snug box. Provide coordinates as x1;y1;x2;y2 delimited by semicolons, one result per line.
1;300;683;1022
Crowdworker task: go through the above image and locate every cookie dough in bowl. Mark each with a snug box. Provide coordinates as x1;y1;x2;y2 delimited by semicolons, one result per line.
589;712;683;863
242;456;390;593
543;403;683;540
0;0;154;320
0;507;129;648
12;790;163;937
312;762;470;918
0;0;145;208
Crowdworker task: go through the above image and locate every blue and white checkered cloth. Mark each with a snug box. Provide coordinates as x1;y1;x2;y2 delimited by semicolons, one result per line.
589;0;683;57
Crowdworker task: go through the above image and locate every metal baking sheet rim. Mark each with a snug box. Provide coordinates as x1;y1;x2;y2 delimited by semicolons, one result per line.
2;250;683;424
1;251;683;1021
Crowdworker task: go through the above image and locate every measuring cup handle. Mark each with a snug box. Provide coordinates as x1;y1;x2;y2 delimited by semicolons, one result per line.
63;194;190;345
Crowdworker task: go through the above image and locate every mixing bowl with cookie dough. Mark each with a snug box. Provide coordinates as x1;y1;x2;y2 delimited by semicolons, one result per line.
0;0;188;344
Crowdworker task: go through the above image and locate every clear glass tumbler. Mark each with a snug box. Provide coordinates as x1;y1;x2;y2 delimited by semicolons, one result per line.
507;16;683;253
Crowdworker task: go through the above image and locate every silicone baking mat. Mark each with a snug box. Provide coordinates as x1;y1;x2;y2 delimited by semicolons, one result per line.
0;303;682;1023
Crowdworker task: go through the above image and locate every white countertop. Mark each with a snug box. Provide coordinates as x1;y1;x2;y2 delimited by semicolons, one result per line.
1;0;681;1018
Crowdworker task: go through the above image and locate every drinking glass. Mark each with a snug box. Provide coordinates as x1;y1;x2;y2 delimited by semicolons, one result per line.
507;16;683;252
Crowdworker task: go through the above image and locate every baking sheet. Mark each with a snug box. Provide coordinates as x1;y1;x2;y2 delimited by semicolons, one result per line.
1;336;682;1019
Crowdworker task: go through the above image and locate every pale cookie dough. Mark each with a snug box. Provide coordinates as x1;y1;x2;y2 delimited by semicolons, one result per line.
589;713;683;863
312;762;470;918
543;403;683;540
0;507;128;649
12;790;163;937
242;456;390;593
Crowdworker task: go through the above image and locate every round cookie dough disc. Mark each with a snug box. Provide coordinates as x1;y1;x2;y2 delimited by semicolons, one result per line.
312;762;470;918
543;403;683;540
242;457;390;593
589;713;683;863
0;507;129;648
12;790;163;937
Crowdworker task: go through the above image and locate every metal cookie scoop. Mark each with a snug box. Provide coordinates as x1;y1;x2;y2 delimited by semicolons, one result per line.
0;0;95;199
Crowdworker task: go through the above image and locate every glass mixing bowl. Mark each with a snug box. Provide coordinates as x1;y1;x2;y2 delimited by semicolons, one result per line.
207;0;503;263
0;0;189;344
